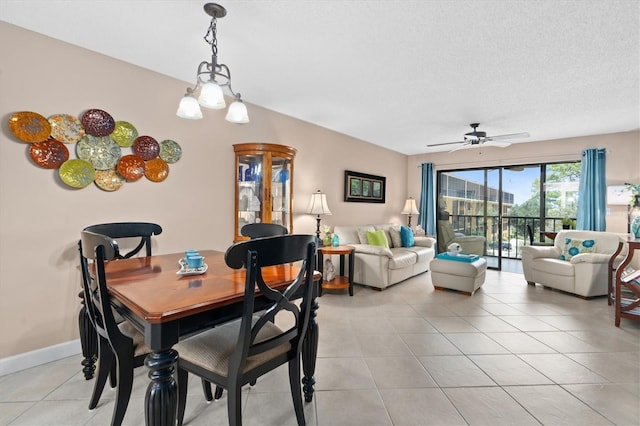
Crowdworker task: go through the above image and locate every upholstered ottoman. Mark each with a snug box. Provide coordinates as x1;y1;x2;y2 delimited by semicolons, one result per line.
430;255;487;296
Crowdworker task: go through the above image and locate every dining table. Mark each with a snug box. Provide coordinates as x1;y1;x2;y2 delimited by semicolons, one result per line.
103;249;321;426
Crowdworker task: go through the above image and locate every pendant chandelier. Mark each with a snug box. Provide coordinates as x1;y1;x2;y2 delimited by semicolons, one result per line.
176;3;249;123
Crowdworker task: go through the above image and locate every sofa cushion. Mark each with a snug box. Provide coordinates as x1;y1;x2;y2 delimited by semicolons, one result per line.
560;238;596;261
403;246;434;262
388;249;418;269
400;226;414;247
367;230;389;248
357;225;376;244
388;226;402;248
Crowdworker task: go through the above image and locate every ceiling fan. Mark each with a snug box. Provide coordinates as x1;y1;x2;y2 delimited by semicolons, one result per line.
427;123;530;152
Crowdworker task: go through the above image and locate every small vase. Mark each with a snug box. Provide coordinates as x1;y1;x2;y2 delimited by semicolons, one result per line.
322;236;332;247
632;216;640;238
332;234;339;247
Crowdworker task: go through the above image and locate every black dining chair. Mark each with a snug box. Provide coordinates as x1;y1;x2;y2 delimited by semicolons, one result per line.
79;230;151;426
78;222;163;380
174;234;316;426
240;222;288;239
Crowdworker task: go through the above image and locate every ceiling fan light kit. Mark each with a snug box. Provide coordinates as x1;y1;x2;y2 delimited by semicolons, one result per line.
427;123;529;152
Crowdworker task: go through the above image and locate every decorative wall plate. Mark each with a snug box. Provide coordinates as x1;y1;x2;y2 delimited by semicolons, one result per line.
94;169;126;191
81;109;115;136
29;139;70;169
111;121;138;147
159;139;182;163
132;135;160;160
145;157;169;182
117;155;146;181
8;111;51;143
47;114;85;144
76;135;122;170
59;159;95;188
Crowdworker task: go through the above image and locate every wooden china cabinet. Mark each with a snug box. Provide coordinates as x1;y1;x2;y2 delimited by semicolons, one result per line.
233;143;296;242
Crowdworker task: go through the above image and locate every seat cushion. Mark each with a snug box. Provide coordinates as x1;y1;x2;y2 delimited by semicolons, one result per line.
175;319;291;376
388;249;417;269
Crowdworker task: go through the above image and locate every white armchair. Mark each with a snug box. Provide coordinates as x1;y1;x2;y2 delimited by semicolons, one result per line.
521;230;627;298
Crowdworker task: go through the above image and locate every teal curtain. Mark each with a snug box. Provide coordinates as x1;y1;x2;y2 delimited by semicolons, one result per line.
576;148;606;231
418;163;436;235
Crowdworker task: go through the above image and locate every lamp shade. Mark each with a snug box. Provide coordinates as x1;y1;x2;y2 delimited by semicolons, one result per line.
198;81;226;109
401;198;419;215
176;94;203;119
306;190;332;215
225;99;250;124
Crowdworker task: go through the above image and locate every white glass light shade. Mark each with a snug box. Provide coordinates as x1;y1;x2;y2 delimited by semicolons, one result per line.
225;100;250;124
401;198;419;215
198;81;226;109
306;191;332;215
176;95;203;119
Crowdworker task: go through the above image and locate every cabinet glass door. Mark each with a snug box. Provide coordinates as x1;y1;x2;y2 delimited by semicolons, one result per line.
270;155;291;230
237;154;264;233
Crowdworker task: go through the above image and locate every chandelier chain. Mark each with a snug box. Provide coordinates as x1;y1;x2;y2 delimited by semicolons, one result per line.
204;18;218;57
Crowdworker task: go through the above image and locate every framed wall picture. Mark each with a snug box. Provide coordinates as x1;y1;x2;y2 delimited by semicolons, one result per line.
344;170;385;203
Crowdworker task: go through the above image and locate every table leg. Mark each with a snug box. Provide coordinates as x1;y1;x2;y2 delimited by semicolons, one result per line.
301;292;319;402
348;252;354;296
144;349;178;426
78;293;97;380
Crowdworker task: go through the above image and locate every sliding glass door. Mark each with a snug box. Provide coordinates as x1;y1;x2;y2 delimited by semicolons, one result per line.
437;162;579;270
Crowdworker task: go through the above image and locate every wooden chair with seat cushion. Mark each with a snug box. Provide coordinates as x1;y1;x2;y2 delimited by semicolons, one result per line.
78;222;163;380
174;234;317;426
79;230;151;426
240;222;288;239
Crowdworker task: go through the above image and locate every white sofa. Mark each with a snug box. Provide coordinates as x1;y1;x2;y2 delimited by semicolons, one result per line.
521;230;627;298
333;224;436;290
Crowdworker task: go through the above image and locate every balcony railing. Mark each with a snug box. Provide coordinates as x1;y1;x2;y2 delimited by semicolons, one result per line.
449;214;574;259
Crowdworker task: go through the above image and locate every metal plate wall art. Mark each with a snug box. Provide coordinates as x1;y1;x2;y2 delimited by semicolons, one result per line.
117;155;146;181
81;109;115;136
111;121;138;147
8;108;182;191
145;157;169;182
8;111;51;143
59;159;96;189
47;114;85;143
132;136;160;160
30;139;70;169
76;135;122;170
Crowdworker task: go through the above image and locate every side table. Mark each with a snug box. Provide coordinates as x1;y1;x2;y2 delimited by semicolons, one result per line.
318;245;355;296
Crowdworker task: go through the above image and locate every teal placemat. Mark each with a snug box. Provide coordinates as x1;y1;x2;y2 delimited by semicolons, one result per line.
436;253;480;263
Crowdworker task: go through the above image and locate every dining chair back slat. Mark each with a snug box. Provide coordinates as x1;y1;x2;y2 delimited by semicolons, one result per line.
240;223;288;239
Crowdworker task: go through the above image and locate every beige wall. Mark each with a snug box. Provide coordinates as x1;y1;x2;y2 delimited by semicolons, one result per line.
0;22;408;358
409;131;640;234
1;21;638;360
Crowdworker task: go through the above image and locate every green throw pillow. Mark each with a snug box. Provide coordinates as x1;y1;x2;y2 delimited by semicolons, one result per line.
366;230;389;248
560;238;596;261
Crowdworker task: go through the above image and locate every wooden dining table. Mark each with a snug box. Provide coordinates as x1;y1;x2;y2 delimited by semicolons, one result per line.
104;249;321;426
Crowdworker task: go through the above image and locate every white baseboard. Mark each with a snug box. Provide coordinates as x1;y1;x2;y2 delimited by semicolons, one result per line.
0;339;82;377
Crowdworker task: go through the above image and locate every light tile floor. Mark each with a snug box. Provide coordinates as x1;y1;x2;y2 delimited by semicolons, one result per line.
1;269;639;425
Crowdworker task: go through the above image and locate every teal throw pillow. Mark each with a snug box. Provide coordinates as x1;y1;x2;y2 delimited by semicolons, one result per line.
400;226;414;247
366;230;389;248
560;238;596;261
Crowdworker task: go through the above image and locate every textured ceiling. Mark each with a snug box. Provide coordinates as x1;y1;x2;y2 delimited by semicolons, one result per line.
1;0;638;154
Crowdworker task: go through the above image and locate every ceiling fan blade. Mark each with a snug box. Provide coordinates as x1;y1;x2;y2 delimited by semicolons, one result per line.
426;140;465;148
449;142;473;152
482;140;512;148
486;132;530;141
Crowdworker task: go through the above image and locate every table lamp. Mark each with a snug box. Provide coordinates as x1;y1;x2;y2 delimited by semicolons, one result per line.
306;190;332;242
401;197;419;227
